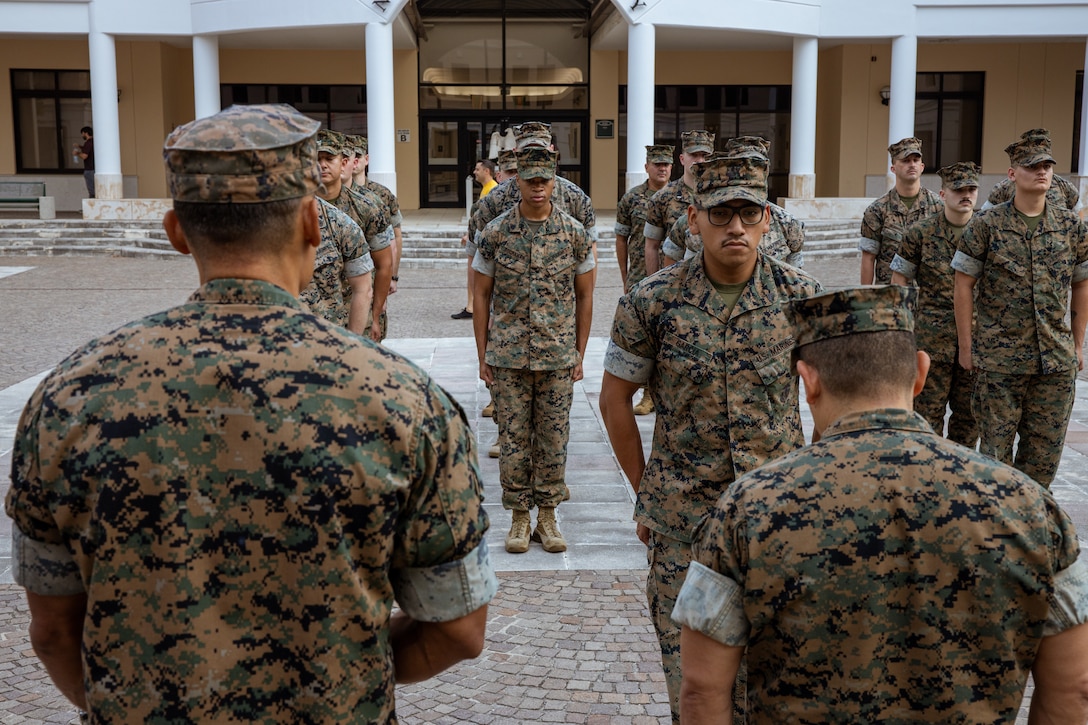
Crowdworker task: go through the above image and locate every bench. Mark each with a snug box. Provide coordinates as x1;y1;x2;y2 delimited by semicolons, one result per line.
0;181;56;219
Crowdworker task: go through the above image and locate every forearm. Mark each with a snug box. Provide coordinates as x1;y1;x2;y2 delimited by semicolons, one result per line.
599;374;646;492
392;227;403;278
616;235;629;286
472;279;493;363
953;272;977;357
371;247;393;316
1071;281;1088;352
1029;623;1088;724
391;607;488;684
645;236;662;275
575;290;593;360
860;251;876;285
346;274;373;335
27;592;87;710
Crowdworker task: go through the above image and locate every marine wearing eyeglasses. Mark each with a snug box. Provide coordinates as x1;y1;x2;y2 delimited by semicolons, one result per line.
599;151;821;724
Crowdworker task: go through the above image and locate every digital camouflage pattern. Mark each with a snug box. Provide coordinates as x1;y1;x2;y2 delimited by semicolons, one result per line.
513;121;552;149
788;284;915;348
516;147;558;180
605;252;821;543
663;203;804;268
473;174;597;245
164;103;322;204
363;178;403;228
490;367;574;510
299;197;373;327
605;252;819;721
615;180;657;290
681;129;715;155
680;408;1082;724
476;205;594;371
987;174;1080;211
497;149;517;173
646;144;675;164
1005;127;1056;167
691;153;768;207
316;128;343;155
888;136;923;160
858;186;943;284
952;202;1088;374
642;177;695;244
937;160;980;190
973;368;1076;487
6;278;496;723
890;209;977;443
330;183;394;255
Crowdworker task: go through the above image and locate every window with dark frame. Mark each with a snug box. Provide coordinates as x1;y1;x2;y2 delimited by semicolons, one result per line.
914;71;985;169
11;69;92;174
1074;71;1083;174
219;84;367;134
618;84;793;203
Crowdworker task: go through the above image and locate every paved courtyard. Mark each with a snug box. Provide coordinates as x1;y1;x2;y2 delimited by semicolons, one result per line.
1;250;1086;723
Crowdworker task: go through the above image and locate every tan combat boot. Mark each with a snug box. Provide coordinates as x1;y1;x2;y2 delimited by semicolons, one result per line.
481;400;495;417
506;510;531;553
533;506;567;553
633;393;655;416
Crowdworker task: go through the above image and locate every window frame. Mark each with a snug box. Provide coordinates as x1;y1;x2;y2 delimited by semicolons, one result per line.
11;68;92;174
914;71;985;169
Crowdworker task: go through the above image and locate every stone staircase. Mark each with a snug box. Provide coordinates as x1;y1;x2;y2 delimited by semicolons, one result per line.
0;217;861;267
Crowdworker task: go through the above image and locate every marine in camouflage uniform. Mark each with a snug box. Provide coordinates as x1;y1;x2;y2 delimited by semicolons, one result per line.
299;196;374;332
952;129;1088;488
616;144;674;292
600;151;821;723
473;146;595;554
642;129;715;275
663;137;804;269
889;161;979;445
674;285;1088;724
859;137;943;284
316;129;395;342
472;121;598;258
350;134;406;323
985;130;1080;211
6;103;497;723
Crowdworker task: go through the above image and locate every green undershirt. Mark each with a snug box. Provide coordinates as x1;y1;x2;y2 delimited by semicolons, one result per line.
711;280;748;315
1015;209;1044;236
900;193;918;210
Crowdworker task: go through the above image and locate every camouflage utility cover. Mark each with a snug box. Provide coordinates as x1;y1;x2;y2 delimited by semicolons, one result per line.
888;136;923;160
164;103;321;204
7;278;496;722
788;285;915;349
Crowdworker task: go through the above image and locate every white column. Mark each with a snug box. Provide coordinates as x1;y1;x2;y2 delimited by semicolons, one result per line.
625;22;655;192
789;36;818;200
887;34;918;190
1076;39;1088;211
193;35;221;120
365;21;396;195
88;18;122;201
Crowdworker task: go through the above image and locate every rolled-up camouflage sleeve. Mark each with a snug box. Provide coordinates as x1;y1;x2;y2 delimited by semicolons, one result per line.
391;380;498;622
951;223;988;278
890;224;922;280
1073;220;1088;283
604;294;655;384
6;382;86;596
1043;557;1088;636
858;203;882;255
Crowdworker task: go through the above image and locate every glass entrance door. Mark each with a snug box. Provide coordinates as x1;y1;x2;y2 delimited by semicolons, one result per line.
419;115;589;208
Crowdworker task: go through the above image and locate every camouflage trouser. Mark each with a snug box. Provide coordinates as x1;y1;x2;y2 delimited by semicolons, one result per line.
491;366;573;510
915;357;977;447
647;532;746;725
973;368;1076;488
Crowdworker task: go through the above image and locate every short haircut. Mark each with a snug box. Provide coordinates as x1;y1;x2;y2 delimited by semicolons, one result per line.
797;330;917;399
81;126;93;136
478;159;496;175
173;198;302;253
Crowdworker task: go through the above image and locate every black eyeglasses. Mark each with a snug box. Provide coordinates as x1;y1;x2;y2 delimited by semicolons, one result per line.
702;204;766;227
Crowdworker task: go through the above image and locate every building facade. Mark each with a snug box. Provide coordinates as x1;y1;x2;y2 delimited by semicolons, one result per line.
1;0;1086;216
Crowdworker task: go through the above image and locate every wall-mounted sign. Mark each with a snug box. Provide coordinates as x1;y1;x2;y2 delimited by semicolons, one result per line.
397;129;411;143
595;120;614;139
